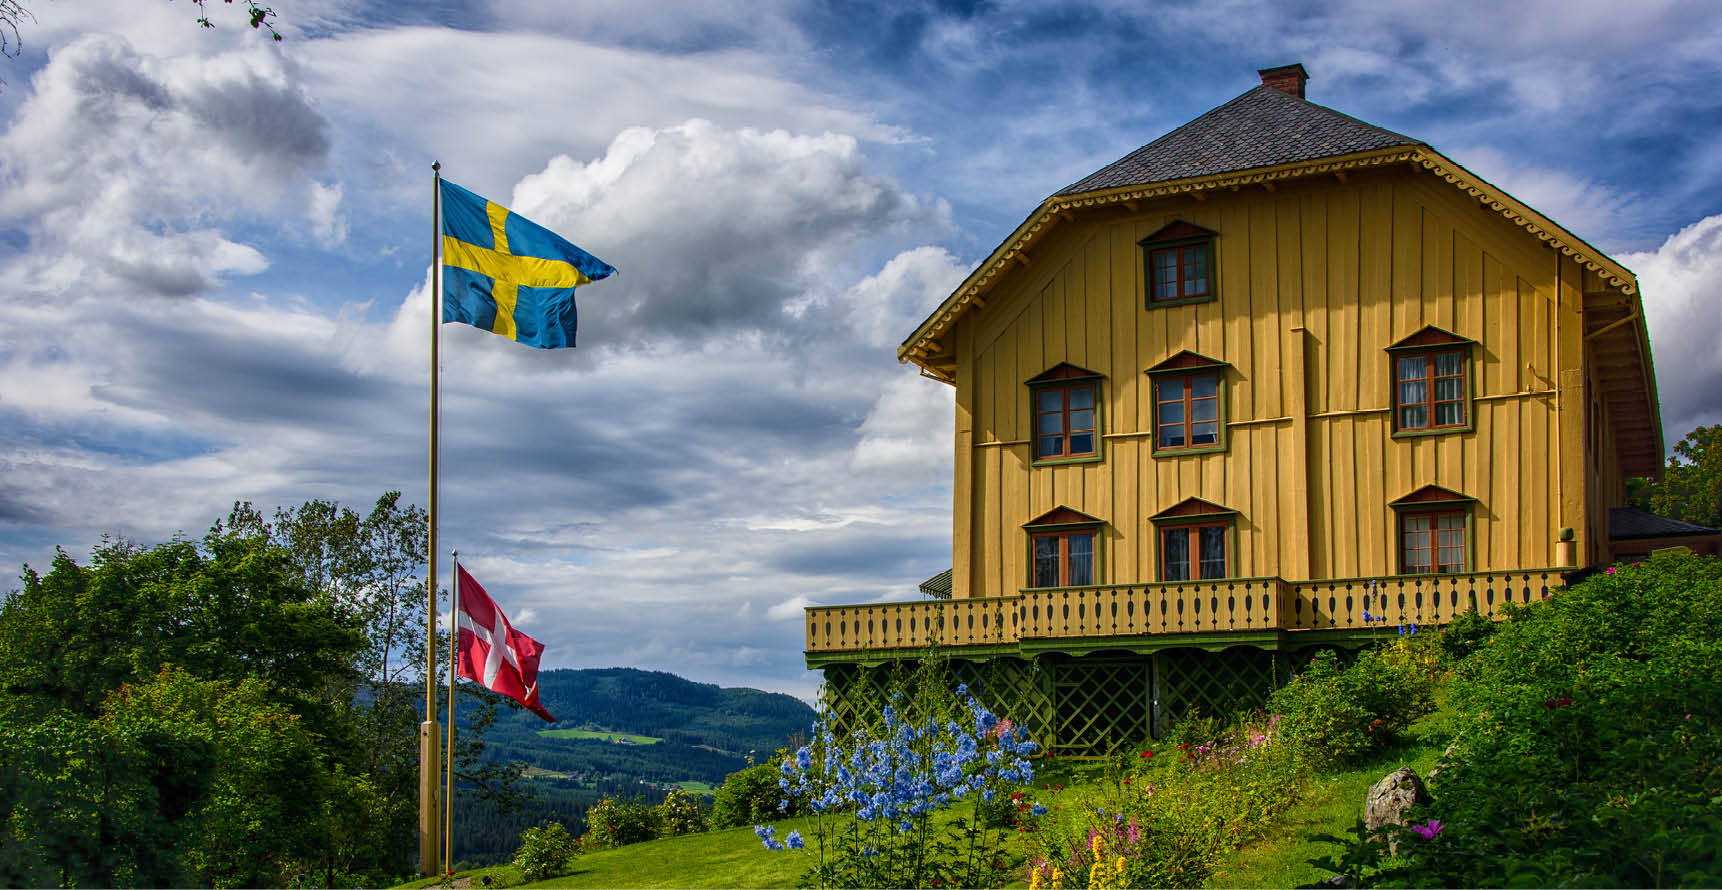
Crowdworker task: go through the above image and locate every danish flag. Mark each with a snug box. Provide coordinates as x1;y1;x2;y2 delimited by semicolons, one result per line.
454;564;555;722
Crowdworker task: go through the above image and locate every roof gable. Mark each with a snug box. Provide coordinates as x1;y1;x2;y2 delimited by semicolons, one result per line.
1387;325;1476;351
1057;86;1419;196
1389;485;1475;507
1145;349;1227;374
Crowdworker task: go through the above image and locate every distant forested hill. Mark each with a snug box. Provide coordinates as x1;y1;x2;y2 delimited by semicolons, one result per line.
454;668;815;866
526;667;815;753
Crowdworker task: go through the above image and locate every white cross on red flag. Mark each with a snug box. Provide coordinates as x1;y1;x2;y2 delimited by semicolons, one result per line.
454;564;555;722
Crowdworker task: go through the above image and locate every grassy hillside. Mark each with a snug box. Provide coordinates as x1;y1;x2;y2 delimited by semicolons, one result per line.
452;668;815;866
538;729;663;745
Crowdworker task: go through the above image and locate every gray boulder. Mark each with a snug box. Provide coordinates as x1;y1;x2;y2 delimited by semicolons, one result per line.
1364;766;1431;853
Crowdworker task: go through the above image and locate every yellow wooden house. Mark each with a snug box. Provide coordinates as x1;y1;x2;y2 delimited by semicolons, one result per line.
805;64;1675;755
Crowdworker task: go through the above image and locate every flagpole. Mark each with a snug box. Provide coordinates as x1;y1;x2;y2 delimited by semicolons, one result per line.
445;551;459;875
419;160;444;877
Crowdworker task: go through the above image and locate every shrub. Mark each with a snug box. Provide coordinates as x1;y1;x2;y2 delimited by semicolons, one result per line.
1438;607;1496;662
1317;553;1722;888
711;758;794;828
512;822;577;882
652;789;707;836
578;796;658;850
1268;642;1435;766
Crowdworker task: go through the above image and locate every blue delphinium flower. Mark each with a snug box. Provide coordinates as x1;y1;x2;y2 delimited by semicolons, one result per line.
785;829;804;849
754;824;784;851
1031;802;1048;816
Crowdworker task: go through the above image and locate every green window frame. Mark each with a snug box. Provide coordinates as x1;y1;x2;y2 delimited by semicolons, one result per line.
1026;364;1104;466
1023;507;1104;589
1149;498;1238;582
1399;510;1467;574
1389;486;1477;575
1139;221;1219;309
1145;351;1230;456
1387;326;1476;438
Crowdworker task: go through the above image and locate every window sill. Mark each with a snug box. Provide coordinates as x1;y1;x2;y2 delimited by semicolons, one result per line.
1145;294;1216;310
1031;453;1104;467
1390;424;1473;440
1151;443;1228;458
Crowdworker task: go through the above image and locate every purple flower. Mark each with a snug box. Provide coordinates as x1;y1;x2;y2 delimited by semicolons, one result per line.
1410;819;1444;840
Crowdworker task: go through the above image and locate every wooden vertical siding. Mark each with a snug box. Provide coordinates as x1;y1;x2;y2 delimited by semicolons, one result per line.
956;167;1581;598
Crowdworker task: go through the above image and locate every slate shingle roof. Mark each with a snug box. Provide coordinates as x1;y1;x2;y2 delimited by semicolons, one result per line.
1056;85;1421;196
1609;507;1721;540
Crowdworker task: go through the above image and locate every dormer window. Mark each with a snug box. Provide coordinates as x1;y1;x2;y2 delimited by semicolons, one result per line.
1026;363;1104;465
1140;221;1218;308
1387;326;1476;436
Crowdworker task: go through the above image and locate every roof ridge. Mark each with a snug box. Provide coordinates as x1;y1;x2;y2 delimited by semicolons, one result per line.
1055;85;1421;197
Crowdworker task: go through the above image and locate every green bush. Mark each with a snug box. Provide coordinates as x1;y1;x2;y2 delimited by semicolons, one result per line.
1268;640;1435;766
578;796;659;850
512;822;577;882
651;789;707;836
1438;607;1496;662
1320;553;1722;888
711;757;795;828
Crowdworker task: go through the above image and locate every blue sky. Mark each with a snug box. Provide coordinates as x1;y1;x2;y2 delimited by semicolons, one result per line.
1;0;1719;701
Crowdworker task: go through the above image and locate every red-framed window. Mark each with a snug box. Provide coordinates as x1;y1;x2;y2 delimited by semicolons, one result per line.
1034;382;1097;459
1400;510;1466;573
1031;529;1096;587
1155;373;1221;450
1394;349;1466;431
1160;523;1228;581
1149;242;1212;303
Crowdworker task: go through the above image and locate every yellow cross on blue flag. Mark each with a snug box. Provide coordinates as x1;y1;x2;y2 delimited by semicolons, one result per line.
439;179;615;348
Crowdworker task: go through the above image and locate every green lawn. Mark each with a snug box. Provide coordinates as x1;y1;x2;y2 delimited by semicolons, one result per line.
403;714;1452;890
1202;712;1448;889
398;821;815;890
538;729;663;745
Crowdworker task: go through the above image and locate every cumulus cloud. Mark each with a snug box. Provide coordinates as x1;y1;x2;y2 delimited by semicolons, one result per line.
508;119;944;343
0;33;335;296
767;595;817;621
1622;214;1722;442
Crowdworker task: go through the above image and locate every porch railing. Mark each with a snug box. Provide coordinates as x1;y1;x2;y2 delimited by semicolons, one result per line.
805;569;1565;655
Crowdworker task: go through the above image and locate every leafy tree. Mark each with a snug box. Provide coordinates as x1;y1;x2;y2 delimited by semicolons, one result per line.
1630;425;1722;530
0;492;528;886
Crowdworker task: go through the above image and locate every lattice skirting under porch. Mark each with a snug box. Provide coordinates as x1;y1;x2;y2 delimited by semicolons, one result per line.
819;646;1315;757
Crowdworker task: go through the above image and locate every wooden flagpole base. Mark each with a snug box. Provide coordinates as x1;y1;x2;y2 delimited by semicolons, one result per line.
418;719;442;875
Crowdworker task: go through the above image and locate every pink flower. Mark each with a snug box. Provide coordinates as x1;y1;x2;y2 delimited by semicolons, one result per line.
1410;819;1444;840
1606;566;1617;575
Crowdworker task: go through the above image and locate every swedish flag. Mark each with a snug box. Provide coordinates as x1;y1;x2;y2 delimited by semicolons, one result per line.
439;179;615;348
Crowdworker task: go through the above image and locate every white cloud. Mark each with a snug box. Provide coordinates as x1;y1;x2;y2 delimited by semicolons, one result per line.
853;373;955;475
1622;214;1722;443
767;594;818;621
508;119;943;343
308;180;347;246
0;33;331;296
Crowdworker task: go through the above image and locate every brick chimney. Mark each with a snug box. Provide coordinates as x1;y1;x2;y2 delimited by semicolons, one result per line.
1257;63;1309;99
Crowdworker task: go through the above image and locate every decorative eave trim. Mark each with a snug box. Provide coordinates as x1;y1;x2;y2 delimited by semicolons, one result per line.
896;144;1645;381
